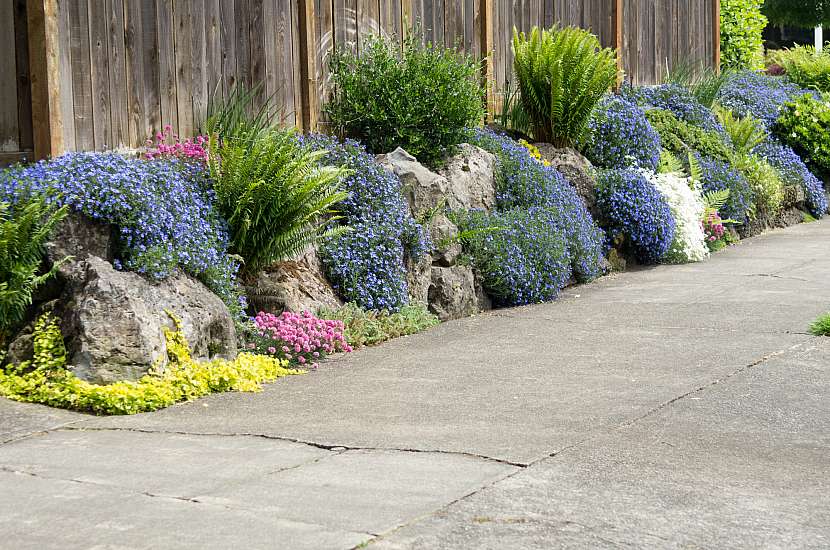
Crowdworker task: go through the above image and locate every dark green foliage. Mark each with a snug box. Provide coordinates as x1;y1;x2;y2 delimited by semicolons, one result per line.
0;195;68;341
512;25;618;147
208;128;349;276
645;109;734;162
776;94;830;177
324;33;484;168
810;312;830;336
763;0;830;27
317;302;439;348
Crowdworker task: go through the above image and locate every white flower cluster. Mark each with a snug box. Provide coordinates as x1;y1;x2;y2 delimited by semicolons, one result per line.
637;167;710;263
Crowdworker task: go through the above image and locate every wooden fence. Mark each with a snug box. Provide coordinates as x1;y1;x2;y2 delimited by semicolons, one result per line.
4;0;720;161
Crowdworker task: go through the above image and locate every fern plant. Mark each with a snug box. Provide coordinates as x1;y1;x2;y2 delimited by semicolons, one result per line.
208;128;349;277
714;106;767;154
0;195;68;342
512;25;618;147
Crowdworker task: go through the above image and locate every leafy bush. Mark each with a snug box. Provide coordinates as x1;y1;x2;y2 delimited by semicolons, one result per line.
645;109;734;162
208;128;348;276
250;310;351;367
720;0;767;71
649;170;709;263
691;154;754;224
733;154;786;217
512;25;618;147
596;168;676;264
453;208;573;306
324;33;484;168
0;153;245;318
776;94;830;177
717;70;817;128
775;46;830;93
0;195;67;342
0;313;301;415
470;128;606;282
627;84;726;134
318;302;439;348
299;134;429;312
755;139;828;217
810;312;830;336
584;95;662;171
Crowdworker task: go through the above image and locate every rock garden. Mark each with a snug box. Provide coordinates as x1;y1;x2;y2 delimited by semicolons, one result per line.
2;17;829;415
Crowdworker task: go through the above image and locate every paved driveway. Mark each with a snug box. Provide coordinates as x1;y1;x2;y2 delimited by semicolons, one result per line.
2;220;829;549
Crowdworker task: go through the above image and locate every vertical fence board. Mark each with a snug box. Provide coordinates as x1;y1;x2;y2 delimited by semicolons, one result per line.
156;0;178;132
14;0;33;153
0;2;20;152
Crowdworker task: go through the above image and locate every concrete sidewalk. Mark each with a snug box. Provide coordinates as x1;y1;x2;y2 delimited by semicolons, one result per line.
2;220;829;549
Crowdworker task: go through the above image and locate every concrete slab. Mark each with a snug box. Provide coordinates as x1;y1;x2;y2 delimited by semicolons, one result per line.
0;429;330;498
372;341;830;549
0;398;87;443
0;470;370;550
198;449;516;535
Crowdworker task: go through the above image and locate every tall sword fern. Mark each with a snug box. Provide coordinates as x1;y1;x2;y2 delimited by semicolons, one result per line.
208;129;349;277
513;25;618;147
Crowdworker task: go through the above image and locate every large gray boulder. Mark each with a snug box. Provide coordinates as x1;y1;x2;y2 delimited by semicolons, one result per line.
428;266;489;321
8;213;237;384
534;144;599;217
60;257;237;383
246;248;342;315
377;146;497;215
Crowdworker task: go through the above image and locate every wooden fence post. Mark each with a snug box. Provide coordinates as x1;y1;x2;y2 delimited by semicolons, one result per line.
27;0;63;159
479;0;494;118
612;0;624;87
713;0;721;72
297;0;318;132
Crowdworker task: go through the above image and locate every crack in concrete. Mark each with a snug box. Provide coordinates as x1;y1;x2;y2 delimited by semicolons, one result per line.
57;425;529;468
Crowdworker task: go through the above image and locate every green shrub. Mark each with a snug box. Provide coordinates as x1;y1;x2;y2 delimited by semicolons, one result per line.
733;153;785;217
318;303;439;348
810;312;830;336
720;0;767;71
0;313;302;415
776;94;830;177
208;128;348;276
645;109;734;162
0;194;68;343
512;25;618;147
775;46;830;93
324;33;484;168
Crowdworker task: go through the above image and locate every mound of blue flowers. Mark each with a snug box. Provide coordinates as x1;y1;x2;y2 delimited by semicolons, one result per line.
585;95;662;171
453;208;572;306
0;153;243;314
299;134;429;312
693;154;754;224
717;71;817;128
471;128;606;282
596;168;675;264
755;139;828;218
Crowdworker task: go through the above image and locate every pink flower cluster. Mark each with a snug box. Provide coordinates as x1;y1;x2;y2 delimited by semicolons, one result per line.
701;210;725;243
250;310;352;368
144;125;208;163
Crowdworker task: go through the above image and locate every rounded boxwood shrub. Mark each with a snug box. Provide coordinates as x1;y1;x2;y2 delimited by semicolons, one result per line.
453;207;573;307
470;128;606;282
645;109;734;163
324;33;484;168
584;95;662;171
596;168;676;264
299;134;429;312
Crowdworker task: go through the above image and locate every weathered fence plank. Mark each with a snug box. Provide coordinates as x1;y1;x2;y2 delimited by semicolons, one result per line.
1;0;719;158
